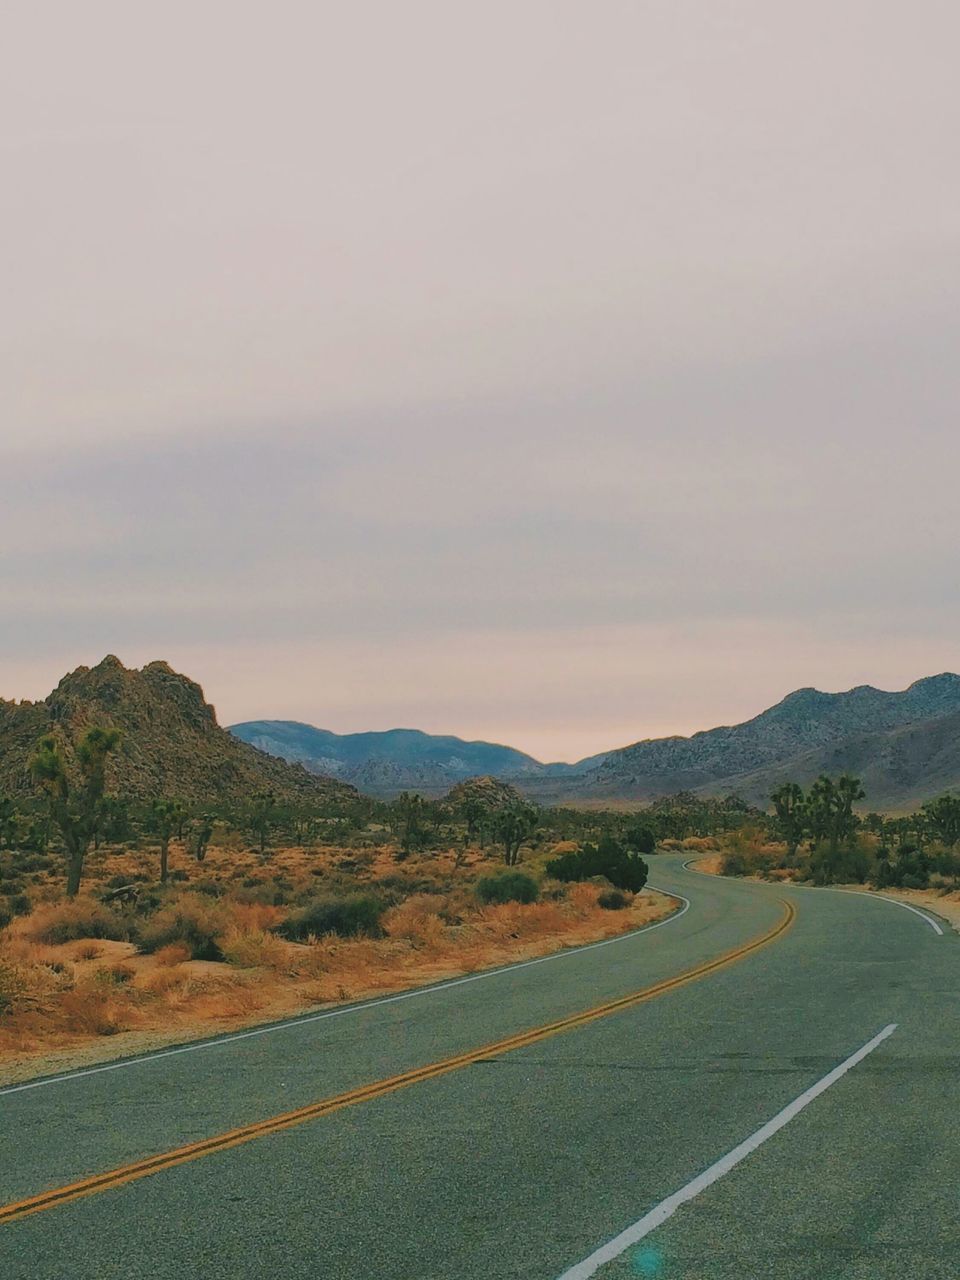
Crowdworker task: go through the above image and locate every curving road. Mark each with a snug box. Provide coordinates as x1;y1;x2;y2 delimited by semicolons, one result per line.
2;857;957;1279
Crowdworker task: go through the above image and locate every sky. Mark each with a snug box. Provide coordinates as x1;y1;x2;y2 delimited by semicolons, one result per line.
3;1;959;762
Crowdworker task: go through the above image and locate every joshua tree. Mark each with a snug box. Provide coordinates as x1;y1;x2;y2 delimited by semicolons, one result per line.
30;728;121;896
457;796;488;858
191;814;215;862
0;797;18;850
495;804;539;866
149;799;185;883
394;791;427;858
923;794;960;849
770;782;806;858
247;791;278;855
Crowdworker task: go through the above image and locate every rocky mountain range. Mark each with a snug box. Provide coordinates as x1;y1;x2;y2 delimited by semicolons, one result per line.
228;721;604;798
4;658;957;813
233;674;960;810
0;657;357;809
567;675;960;809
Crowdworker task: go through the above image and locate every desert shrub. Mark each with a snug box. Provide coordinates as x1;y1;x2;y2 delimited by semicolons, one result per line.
94;963;135;986
169;869;190;883
233;883;290;907
720;850;749;877
0;903;11;931
567;881;602;910
476;872;539;906
625;825;657;855
13;855;51;873
375;875;446;898
32;899;131;945
75;942;103;961
138;898;227;960
218;927;289;969
0;960;26;1015
873;846;933;890
597;889;630;910
382;895;447;946
546;837;648;892
807;843;871;886
279;895;386;941
9;894;32;917
192;879;224;898
59;990;130;1036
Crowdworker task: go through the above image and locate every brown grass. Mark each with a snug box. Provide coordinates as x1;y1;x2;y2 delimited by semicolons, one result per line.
0;840;678;1083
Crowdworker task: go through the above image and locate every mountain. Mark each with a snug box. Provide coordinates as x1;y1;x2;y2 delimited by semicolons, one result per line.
231;676;960;811
722;707;960;812
0;656;357;808
562;674;960;809
228;720;605;798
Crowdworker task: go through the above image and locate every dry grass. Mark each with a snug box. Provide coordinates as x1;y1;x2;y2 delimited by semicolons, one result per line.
218;926;290;970
0;839;678;1082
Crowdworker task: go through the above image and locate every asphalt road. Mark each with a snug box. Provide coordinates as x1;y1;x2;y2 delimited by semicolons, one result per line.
2;857;956;1279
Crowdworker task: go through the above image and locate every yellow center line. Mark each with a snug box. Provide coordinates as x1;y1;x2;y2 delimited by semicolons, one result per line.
0;899;795;1226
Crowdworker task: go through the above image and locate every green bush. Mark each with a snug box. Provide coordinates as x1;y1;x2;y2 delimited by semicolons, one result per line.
625;825;657;855
720;851;749;877
546;837;648;892
597;889;630;910
279;895;386;941
475;872;539;905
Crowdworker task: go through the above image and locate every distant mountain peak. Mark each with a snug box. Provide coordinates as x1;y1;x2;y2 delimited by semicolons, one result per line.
907;672;960;691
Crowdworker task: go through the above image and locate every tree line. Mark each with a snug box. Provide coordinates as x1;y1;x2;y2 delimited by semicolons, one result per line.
763;774;960;886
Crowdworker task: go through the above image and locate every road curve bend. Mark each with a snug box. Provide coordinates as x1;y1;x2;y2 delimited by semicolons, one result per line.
2;857;955;1279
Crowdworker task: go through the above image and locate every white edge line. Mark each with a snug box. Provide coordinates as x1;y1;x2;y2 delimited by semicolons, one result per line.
556;1022;898;1280
0;884;690;1099
680;859;944;935
828;889;944;934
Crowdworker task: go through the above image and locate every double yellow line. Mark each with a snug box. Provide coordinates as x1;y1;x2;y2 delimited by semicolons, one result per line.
0;899;794;1226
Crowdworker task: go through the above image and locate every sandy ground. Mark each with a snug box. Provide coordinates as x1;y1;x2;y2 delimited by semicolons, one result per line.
0;888;678;1087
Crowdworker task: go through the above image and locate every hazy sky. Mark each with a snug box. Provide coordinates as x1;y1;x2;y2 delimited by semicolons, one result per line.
3;2;959;761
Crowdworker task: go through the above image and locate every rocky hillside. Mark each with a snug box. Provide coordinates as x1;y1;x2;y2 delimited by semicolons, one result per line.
560;674;960;808
229;720;604;798
0;657;357;808
68;667;960;812
442;776;526;811
721;707;960;811
230;675;960;810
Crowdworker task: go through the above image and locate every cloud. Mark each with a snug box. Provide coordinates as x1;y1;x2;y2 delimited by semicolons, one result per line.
3;2;959;755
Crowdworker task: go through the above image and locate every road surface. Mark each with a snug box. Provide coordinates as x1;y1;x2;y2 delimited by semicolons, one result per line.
1;857;956;1279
